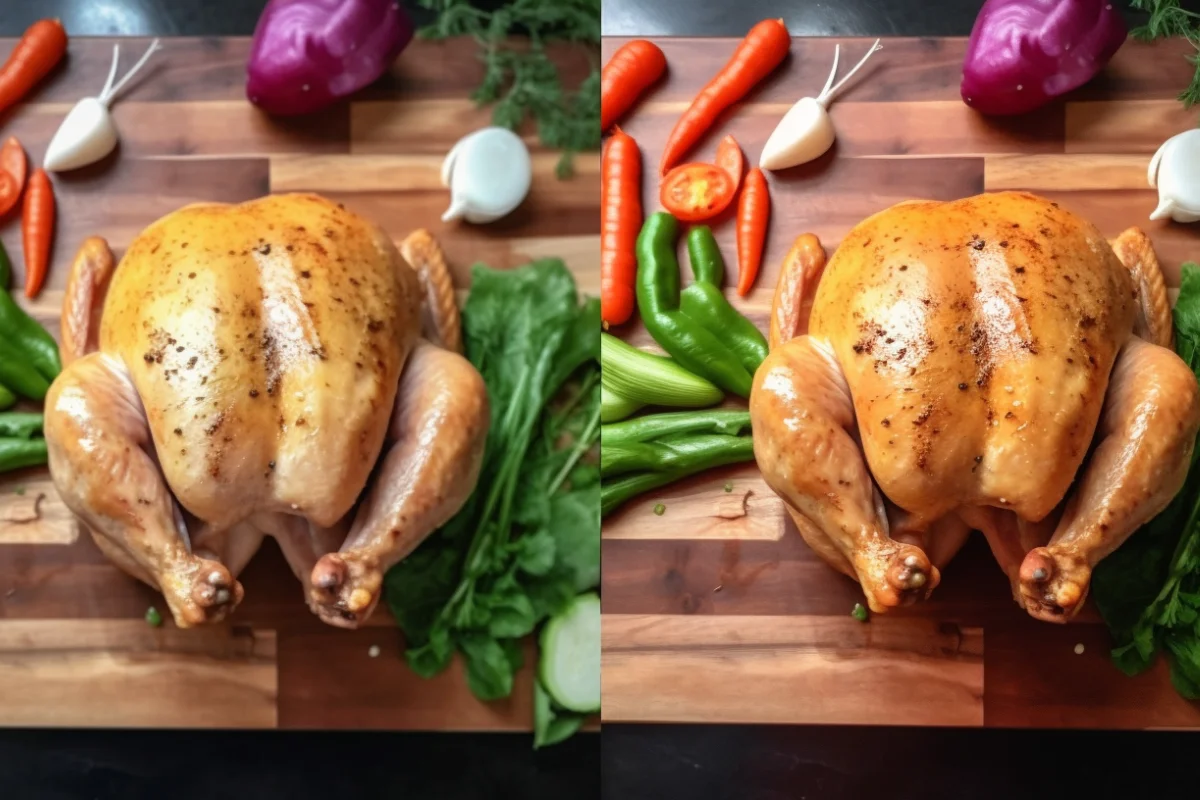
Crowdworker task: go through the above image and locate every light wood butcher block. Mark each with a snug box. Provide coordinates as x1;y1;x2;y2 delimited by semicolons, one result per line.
0;36;598;730
600;34;1200;729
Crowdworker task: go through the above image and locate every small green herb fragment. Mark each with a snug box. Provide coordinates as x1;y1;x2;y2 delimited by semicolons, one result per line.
416;0;601;177
1130;2;1200;109
13;486;24;496
653;503;666;516
724;482;733;493
145;606;163;627
852;603;869;623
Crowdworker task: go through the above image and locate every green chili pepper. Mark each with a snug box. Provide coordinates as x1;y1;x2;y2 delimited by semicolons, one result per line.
680;226;768;373
600;436;756;517
0;437;48;473
0;412;43;439
0;383;14;411
0;337;50;401
636;212;755;397
601;433;755;478
602;409;752;447
0;241;62;383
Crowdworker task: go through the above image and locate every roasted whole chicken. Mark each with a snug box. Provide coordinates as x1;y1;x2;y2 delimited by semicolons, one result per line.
45;194;488;628
751;191;1200;622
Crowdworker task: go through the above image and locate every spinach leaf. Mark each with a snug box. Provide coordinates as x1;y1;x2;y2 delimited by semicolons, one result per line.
382;259;600;747
1094;261;1200;697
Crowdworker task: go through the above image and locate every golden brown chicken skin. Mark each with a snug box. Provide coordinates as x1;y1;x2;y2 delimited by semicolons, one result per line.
45;195;489;628
751;191;1200;621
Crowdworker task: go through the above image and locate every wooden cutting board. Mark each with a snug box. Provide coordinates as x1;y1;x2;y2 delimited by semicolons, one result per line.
0;36;599;729
601;34;1200;729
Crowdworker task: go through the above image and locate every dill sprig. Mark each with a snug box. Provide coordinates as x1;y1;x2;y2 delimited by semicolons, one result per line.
1131;0;1200;107
418;0;601;178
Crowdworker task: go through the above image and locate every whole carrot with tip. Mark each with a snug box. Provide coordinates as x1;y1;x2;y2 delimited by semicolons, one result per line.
659;19;791;174
601;128;642;327
0;20;68;115
602;40;667;133
736;167;770;296
23;168;55;299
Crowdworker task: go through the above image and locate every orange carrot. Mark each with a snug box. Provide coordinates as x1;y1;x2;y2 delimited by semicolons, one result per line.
0;137;26;216
602;40;667;133
736;167;770;296
659;19;790;174
0;20;68;115
23;168;55;299
601;128;642;328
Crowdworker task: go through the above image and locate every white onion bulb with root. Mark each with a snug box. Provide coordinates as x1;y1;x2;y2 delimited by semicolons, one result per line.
43;39;162;173
759;39;881;171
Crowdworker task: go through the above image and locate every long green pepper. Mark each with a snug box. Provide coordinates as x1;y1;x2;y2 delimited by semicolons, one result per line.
681;226;768;373
635;213;764;397
0;437;48;472
0;240;62;385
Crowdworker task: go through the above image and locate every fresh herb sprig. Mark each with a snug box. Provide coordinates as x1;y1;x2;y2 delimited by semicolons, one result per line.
417;0;601;177
1130;0;1200;107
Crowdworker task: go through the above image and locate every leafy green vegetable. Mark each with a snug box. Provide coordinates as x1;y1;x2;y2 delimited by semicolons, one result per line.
534;680;586;748
416;0;601;177
1093;261;1200;698
384;258;600;743
1130;1;1200;108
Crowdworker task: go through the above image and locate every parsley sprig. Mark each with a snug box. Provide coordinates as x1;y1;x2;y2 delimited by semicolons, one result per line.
418;0;601;177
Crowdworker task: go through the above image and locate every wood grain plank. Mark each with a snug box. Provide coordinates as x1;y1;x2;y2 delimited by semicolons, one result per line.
351;100;530;155
618;100;1062;173
1;103;347;166
602;614;983;725
0;472;75;545
0;620;277;728
599;36;1197;106
277;631;535;730
1065;100;1193;154
602;464;784;540
983;619;1200;729
984;154;1151;192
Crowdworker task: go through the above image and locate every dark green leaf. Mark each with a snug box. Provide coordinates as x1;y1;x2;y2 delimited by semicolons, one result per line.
488;591;539;638
515;528;557;576
406;624;454;678
461;634;515;701
534;680;586;749
549;485;600;592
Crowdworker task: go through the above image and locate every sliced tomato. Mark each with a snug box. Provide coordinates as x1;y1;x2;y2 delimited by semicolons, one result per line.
660;162;736;222
0;171;17;217
715;134;744;191
0;137;25;216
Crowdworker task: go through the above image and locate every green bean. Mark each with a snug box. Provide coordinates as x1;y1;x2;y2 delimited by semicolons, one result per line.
0;437;48;472
601;409;751;446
